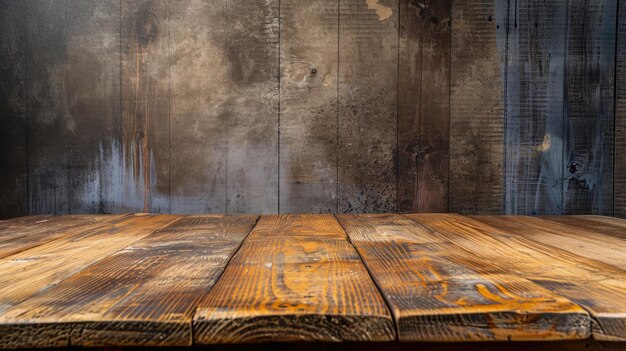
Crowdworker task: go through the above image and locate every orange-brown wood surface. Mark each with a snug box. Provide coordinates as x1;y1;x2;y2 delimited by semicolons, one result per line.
0;214;624;347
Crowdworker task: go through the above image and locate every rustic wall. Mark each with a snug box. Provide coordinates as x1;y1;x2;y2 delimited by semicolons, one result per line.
0;0;623;218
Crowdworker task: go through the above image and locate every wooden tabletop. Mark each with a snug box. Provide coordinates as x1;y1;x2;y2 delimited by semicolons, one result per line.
0;213;624;348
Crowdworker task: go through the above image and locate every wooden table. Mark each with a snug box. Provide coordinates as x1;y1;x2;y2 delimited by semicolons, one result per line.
0;213;624;349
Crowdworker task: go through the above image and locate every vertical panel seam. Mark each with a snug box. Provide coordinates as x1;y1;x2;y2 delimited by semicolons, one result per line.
277;0;281;214
337;0;341;214
614;0;621;217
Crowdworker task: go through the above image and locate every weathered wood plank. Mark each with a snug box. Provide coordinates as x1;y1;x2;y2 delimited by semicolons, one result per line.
279;0;338;213
26;0;70;215
616;0;626;218
121;0;170;213
337;213;588;342
473;216;626;270
169;0;229;213
503;0;568;215
0;0;27;220
541;215;626;240
449;0;505;214
0;215;127;259
407;214;626;341
193;214;395;343
225;0;279;214
397;0;422;213
67;0;123;214
416;0;451;212
0;215;257;348
0;214;179;314
563;0;617;215
338;0;397;213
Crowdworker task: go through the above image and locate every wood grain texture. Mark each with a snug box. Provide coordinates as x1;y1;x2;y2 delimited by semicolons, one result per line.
503;0;567;215
338;0;397;213
449;0;505;215
0;214;127;259
337;213;588;342
397;0;422;213
193;214;395;344
67;0;122;214
0;214;179;314
0;215;257;348
0;0;27;219
225;0;279;214
563;0;617;215
407;214;626;341
416;0;451;213
541;215;626;240
473;215;626;270
26;0;70;215
616;0;626;218
279;0;338;213
121;0;170;213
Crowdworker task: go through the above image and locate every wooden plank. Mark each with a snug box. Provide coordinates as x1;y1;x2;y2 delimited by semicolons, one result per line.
225;0;279;214
416;0;451;212
279;0;338;213
0;215;127;259
121;0;170;213
337;213;588;342
0;215;257;348
0;0;28;219
407;214;626;341
449;0;505;214
25;0;70;215
540;215;626;240
0;214;179;314
338;0;397;213
67;0;123;214
504;0;568;215
616;0;626;218
193;214;395;343
473;216;626;270
169;0;227;213
563;0;617;215
397;0;422;213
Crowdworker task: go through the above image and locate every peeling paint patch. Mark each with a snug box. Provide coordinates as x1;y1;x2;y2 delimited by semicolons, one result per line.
366;0;392;21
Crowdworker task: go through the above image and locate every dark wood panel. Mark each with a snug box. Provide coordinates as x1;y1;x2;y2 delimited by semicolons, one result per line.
338;0;398;213
408;214;626;341
0;0;27;219
416;0;451;212
449;0;505;214
338;213;588;342
503;0;568;215
279;0;338;213
616;0;626;218
225;0;279;214
121;0;170;213
193;214;395;343
67;0;122;214
0;215;256;348
26;0;70;215
563;0;617;215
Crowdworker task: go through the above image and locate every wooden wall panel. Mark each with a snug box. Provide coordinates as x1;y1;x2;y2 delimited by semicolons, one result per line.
338;0;398;213
616;0;626;218
449;0;505;214
0;1;27;219
563;0;617;215
279;0;338;213
67;0;122;214
504;0;568;215
225;0;279;214
26;0;70;215
121;0;170;213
